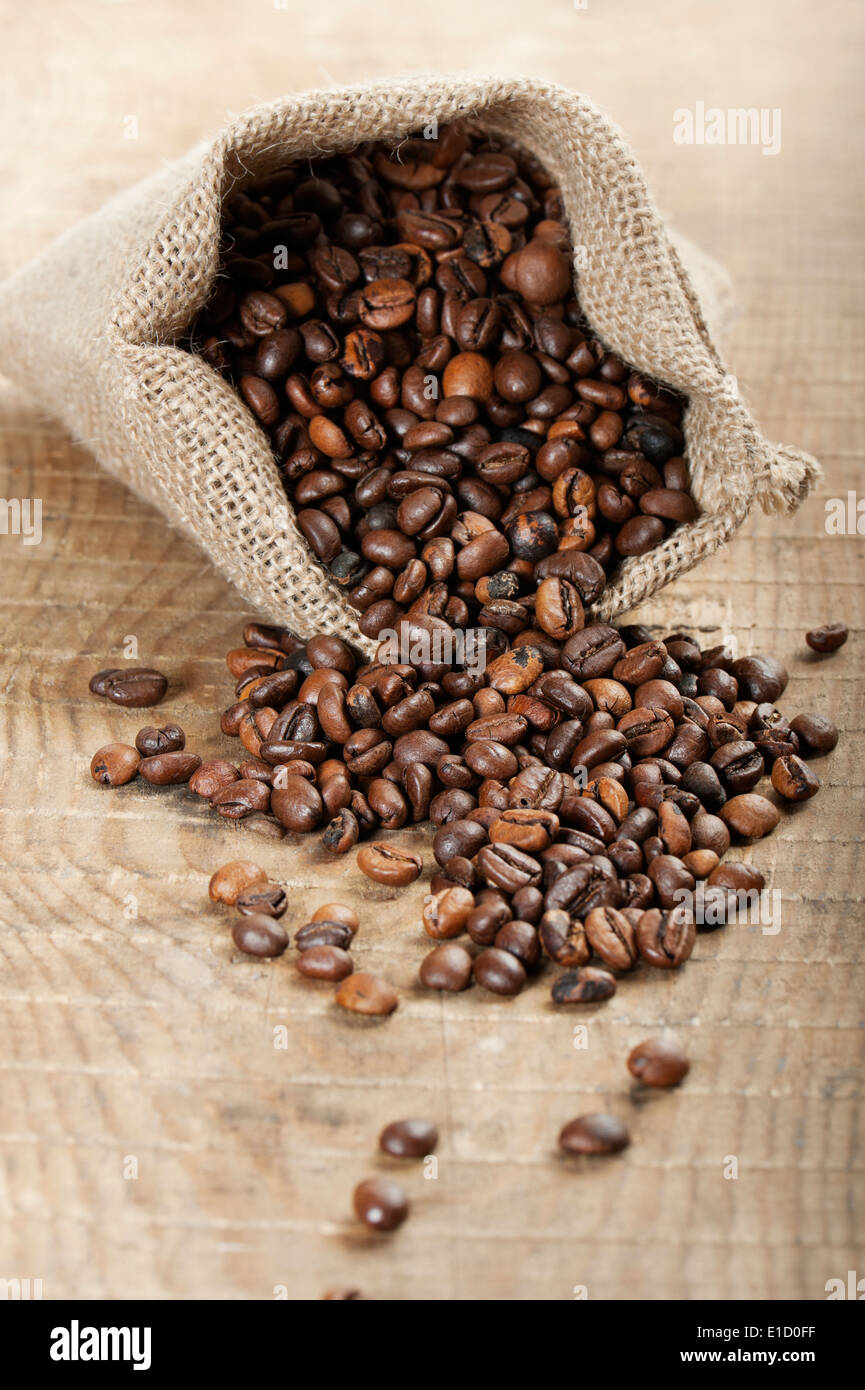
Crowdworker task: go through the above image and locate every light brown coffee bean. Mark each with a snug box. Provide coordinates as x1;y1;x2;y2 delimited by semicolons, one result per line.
208;859;268;905
90;743;140;787
336;972;399;1015
720;793;781;839
357;842;422;885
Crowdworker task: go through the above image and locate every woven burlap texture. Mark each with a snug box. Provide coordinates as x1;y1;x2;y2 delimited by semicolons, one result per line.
0;77;820;656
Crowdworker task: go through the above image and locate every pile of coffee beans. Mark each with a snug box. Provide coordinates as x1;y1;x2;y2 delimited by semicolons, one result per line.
185;120;698;637
91;616;840;1014
209;618;839;1008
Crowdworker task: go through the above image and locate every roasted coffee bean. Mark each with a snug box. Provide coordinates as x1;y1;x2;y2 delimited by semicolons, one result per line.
433;818;488;865
296;945;354;980
139;751;201;785
710;739;764;793
627;1036;690;1087
419;941;474;991
295;921;354;952
473;946;526;996
90;743;141;786
235;883;288;918
379;1119;438;1158
545;861;621;918
805;623;848;653
88;668;123;696
495;918;541;968
135;723;185;756
190;760;240;798
789;712;838;756
336;972;399;1016
563;626;626;681
231;914;290;958
322;807;360;853
720;793;781;839
636;906;695;968
353;1176;409;1231
551;966;617;1004
647;853;694;908
539;909;590;966
211;777;271;817
558;1113;630;1155
311;901;359;934
271;775;324;832
730;654;787;704
422;885;475;938
490;807;559;852
466;899;511;946
584;905;638;971
96;667;168;707
476;843;542;892
771;753;820;801
208;859;268;905
357;842;422;885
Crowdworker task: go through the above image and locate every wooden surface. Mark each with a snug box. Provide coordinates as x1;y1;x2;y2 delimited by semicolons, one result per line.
1;0;863;1301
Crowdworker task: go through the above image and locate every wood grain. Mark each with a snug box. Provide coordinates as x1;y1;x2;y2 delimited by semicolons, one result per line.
0;0;862;1301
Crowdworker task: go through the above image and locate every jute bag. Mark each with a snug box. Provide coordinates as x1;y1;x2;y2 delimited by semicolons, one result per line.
0;77;819;656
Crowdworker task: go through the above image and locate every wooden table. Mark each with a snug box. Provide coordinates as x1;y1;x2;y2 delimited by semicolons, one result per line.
1;0;862;1300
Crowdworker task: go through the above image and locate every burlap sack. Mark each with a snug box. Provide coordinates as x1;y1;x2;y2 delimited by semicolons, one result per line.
0;77;820;657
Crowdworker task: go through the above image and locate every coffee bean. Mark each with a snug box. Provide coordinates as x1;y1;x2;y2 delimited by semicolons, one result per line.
357;842;422;885
422;886;474;938
90;743;141;786
551;966;617;1004
235;884;288;917
336;972;399;1015
720;793;781;839
539;909;590;966
805;623;847;653
789;712;838;756
353;1176;409;1231
211;777;271;817
139;751;201;785
636;906;695;968
771;753;820;801
311;902;359;933
584;905;638;971
494;918;540;968
379;1119;438;1158
296;945;354;980
476;843;542;893
189;759;240;797
473;946;527;995
135;723;185;756
419;941;474;991
208;859;268;905
627;1036;690;1087
558;1113;630;1155
271;775;324;832
295;924;351;956
88;668;122;695
231;914;289;957
95;667;168;707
